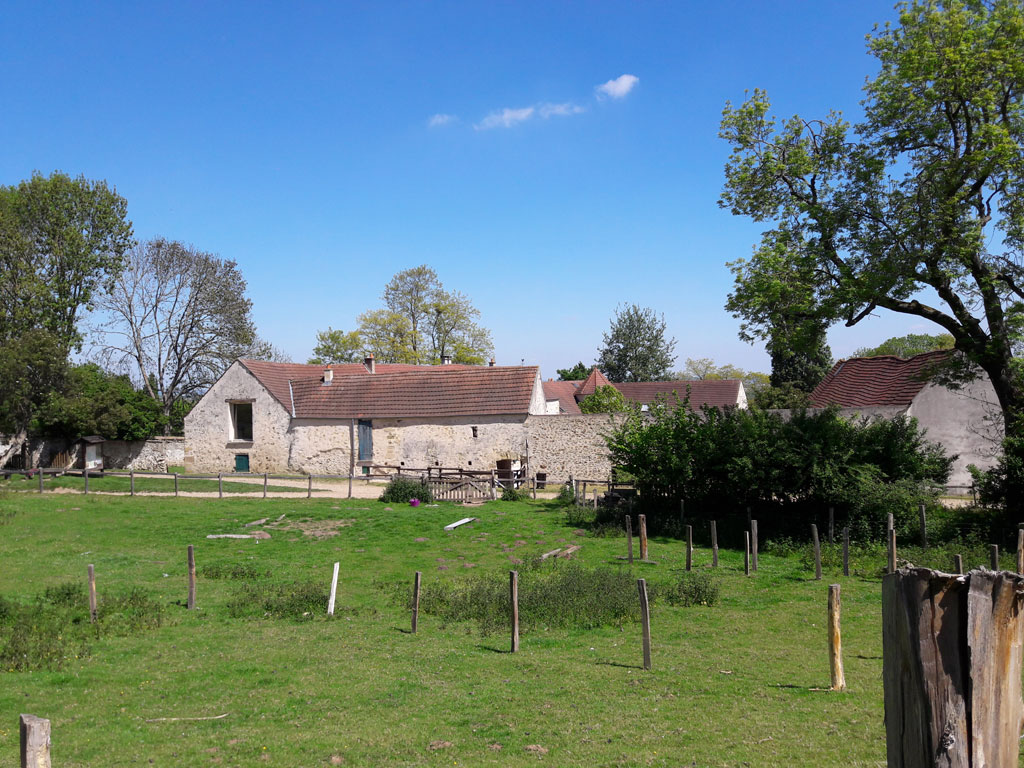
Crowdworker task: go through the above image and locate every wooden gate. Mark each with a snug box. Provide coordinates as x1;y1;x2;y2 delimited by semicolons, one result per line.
427;477;491;501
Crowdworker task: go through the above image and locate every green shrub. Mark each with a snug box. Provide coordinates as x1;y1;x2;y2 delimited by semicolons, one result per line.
500;484;528;502
227;580;330;620
656;571;720;607
379;476;434;504
555;483;575;505
201;563;272;580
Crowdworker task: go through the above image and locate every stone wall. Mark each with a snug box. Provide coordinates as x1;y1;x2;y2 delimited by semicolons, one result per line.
102;437;185;471
184;361;292;472
525;414;622;482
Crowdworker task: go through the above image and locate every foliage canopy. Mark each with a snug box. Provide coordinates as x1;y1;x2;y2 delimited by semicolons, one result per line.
596;304;677;382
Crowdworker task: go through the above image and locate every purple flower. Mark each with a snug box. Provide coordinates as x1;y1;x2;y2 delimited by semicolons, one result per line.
409;498;421;507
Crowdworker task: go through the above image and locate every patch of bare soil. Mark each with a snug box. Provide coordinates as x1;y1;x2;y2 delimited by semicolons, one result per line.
267;518;354;539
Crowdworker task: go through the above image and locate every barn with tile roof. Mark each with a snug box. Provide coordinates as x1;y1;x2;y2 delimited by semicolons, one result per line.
809;351;1001;489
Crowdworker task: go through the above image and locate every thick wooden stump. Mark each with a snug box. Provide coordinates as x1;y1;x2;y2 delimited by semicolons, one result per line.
20;714;50;768
882;568;1024;767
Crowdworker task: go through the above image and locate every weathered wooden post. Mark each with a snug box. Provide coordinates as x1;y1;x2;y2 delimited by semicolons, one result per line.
531;476;537;500
411;571;422;633
685;525;693;572
812;524;822;580
625;515;634;565
130;469;135;496
991;544;1000;571
187;545;196;610
842;527;850;578
710;520;718;567
20;714;51;768
509;571;519;653
307;474;313;499
83;468;89;495
263;472;268;499
883;568;1024;767
954;554;964;575
173;472;179;497
593;489;598;510
638;514;648;561
918;503;927;551
751;520;759;572
744;532;750;576
637;578;651;671
327;562;340;616
218;472;223;498
1018;527;1024;575
888;528;897;574
87;564;97;623
491;470;497;501
828;584;845;691
38;469;43;494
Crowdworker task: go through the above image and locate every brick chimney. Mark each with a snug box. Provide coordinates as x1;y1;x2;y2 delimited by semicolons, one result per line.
488;357;496;367
364;353;376;374
323;365;333;385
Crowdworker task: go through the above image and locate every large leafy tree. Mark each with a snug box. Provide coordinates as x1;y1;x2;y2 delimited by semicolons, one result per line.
94;238;261;432
556;362;590;381
308;327;364;364
0;172;133;465
720;0;1024;501
853;333;956;359
596;304;677;382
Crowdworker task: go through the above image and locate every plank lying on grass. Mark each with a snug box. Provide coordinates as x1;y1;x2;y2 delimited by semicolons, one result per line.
444;517;477;531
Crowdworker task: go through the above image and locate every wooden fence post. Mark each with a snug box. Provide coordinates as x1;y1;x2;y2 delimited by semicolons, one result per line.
84;468;89;495
685;525;693;572
638;514;648;561
173;472;178;497
919;503;928;551
744;532;750;576
710;520;718;567
491;470;497;501
20;713;51;768
130;469;135;496
751;520;759;572
991;544;1000;571
327;562;340;616
888;528;897;574
38;469;43;494
307;474;313;499
218;473;223;499
263;472;268;499
187;545;196;610
812;524;822;580
411;571;422;633
637;578;651;671
828;584;845;692
954;554;963;575
531;476;536;500
593;489;598;510
509;571;519;653
842;527;850;578
1018;527;1024;575
87;564;97;623
882;568;1024;767
625;515;634;565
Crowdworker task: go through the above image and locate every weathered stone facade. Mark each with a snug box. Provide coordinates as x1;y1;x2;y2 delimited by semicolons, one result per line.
184;363;291;472
525;414;621;481
102;437;185;471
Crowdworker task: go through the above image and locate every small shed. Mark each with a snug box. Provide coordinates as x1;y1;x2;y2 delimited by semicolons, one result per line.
79;436;105;471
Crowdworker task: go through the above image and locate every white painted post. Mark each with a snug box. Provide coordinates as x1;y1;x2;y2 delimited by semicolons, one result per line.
327;562;340;616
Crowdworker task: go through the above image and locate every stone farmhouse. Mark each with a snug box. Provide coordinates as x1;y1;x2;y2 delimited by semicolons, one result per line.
184;357;748;481
809;350;1002;489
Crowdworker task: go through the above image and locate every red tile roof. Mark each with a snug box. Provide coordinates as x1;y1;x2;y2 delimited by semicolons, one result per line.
574;368;614;398
239;359;540;418
616;380;743;409
810;350;952;408
542;380;583;414
239;359;476;411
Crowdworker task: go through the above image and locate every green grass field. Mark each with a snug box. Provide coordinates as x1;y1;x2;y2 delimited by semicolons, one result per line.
0;492;947;766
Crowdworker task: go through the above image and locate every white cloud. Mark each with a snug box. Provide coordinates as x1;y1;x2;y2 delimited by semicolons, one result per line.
474;102;585;130
475;106;535;130
428;113;457;127
538;102;586;118
596;74;639;100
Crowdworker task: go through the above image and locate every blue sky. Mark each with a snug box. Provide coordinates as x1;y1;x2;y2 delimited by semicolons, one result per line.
2;1;930;376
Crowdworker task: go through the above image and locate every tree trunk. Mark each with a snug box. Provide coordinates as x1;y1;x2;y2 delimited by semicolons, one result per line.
882;568;1024;767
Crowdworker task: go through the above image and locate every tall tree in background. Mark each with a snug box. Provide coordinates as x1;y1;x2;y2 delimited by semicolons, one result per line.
596;304;677;382
853;333;956;359
720;0;1024;503
356;309;418;364
382;265;438;362
94;238;261;432
678;357;770;398
308;327;364;364
556;362;590;381
0;172;133;465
